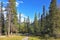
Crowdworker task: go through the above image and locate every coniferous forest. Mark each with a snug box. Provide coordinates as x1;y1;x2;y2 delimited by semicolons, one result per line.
0;0;60;40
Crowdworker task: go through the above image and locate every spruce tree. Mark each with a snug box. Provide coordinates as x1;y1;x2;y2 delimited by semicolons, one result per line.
40;5;46;32
8;0;18;34
26;16;30;33
45;11;50;33
56;8;60;34
24;17;27;33
49;0;57;36
34;13;38;34
38;12;41;33
0;2;4;35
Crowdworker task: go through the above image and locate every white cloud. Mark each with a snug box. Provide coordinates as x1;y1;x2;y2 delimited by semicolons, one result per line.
30;19;34;23
17;13;34;23
0;3;5;11
15;2;19;7
21;14;27;18
0;1;23;7
21;14;27;22
16;1;24;7
21;17;24;22
17;13;27;23
0;7;6;20
3;11;7;20
2;7;5;11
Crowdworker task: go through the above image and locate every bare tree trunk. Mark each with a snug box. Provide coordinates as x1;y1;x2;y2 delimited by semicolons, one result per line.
7;6;11;35
19;13;21;33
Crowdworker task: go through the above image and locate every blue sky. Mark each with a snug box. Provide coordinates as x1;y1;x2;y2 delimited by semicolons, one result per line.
0;0;60;22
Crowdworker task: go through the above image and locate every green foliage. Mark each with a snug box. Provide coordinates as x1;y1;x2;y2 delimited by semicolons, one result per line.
34;13;39;33
38;12;41;32
0;2;5;35
19;13;21;33
26;16;31;33
0;0;60;38
49;0;57;35
8;0;18;33
40;5;46;32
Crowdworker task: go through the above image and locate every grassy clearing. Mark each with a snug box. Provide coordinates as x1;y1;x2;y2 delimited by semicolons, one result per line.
0;35;26;40
29;36;40;40
29;36;60;40
0;35;40;40
0;35;60;40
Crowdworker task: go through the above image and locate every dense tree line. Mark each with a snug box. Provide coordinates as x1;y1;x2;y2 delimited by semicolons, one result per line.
0;0;60;38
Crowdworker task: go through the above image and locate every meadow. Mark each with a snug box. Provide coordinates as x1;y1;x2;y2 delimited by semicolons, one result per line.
0;35;60;40
0;35;40;40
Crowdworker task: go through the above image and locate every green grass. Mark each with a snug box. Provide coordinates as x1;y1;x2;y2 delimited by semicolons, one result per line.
29;36;60;40
0;35;40;40
29;36;40;40
0;35;26;40
0;35;60;40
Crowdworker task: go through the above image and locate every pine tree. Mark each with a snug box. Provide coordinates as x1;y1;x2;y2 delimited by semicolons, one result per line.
24;17;27;33
8;0;18;34
26;16;30;33
34;13;38;34
49;0;57;36
5;5;10;35
0;2;4;35
7;5;11;35
40;5;46;32
56;8;60;34
38;12;41;33
45;11;50;33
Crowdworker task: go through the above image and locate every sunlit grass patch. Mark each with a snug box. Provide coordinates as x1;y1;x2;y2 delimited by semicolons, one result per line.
0;35;26;40
0;35;60;40
29;36;40;40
